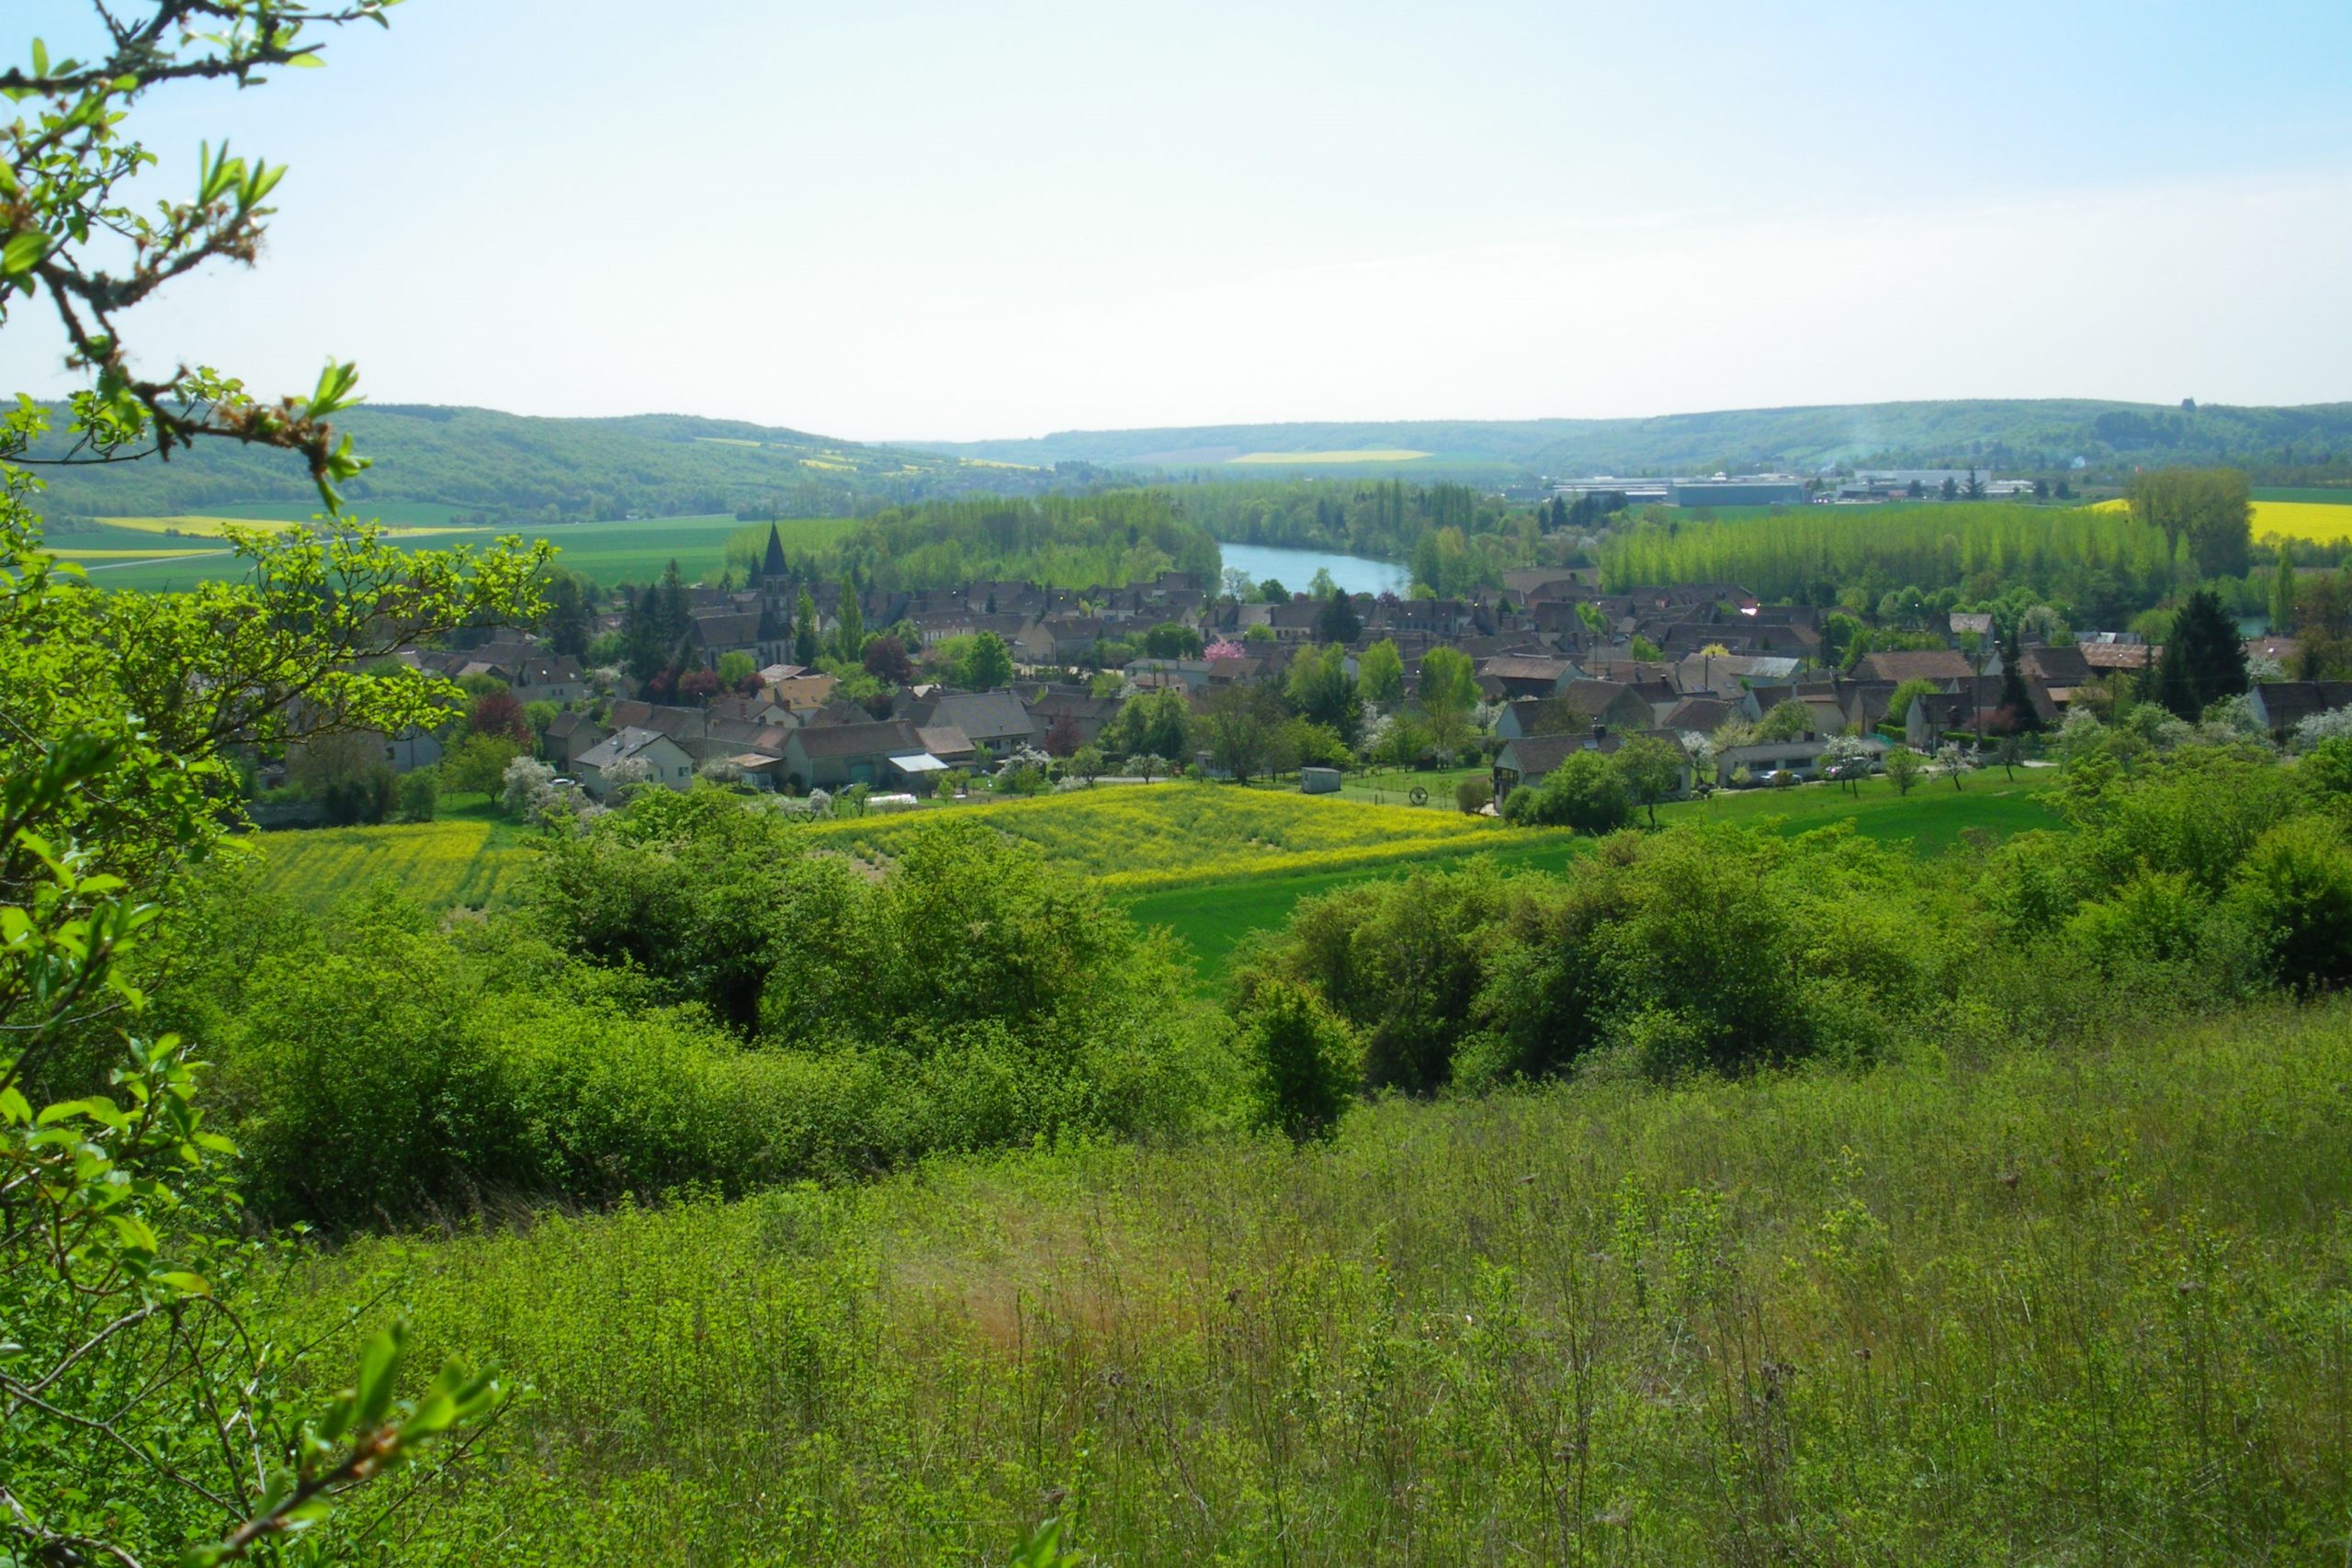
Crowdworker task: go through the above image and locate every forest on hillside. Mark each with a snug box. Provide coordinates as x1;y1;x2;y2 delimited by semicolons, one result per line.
910;399;2352;480
28;405;1061;523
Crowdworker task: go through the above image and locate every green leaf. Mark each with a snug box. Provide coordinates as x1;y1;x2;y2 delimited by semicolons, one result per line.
153;1269;212;1297
354;1323;404;1430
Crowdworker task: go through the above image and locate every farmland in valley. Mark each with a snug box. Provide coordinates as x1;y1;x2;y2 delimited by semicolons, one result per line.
62;513;857;592
804;784;1529;893
255;772;2064;985
1120;769;2064;982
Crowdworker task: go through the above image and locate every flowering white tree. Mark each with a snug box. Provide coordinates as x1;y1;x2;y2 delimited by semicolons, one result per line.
1821;732;1874;794
500;754;560;820
603;755;655;802
1934;739;1977;792
2199;694;2273;749
2293;705;2352;751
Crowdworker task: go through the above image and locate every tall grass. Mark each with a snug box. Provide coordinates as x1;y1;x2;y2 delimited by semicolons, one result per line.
277;1000;2352;1563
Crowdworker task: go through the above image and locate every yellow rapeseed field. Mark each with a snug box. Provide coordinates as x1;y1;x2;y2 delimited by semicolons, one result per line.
97;514;458;539
1227;448;1431;465
246;818;526;911
51;547;224;559
2250;501;2352;545
805;783;1503;892
2091;495;2352;545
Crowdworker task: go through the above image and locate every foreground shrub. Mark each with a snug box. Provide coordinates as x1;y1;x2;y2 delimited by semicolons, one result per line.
1233;978;1360;1143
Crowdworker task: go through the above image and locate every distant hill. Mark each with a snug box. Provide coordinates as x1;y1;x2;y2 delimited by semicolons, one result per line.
40;398;2352;525
902;399;2352;478
32;406;1055;523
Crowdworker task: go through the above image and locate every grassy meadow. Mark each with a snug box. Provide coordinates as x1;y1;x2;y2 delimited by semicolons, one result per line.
268;996;2352;1563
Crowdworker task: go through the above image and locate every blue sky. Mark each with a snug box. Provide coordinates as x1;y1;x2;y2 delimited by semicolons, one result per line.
4;0;2348;438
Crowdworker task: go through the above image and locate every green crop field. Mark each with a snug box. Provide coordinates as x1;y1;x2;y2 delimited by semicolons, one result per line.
514;513;854;587
2251;486;2352;505
70;513;857;592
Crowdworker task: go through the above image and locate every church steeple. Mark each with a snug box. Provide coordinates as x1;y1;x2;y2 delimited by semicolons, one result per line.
761;521;787;580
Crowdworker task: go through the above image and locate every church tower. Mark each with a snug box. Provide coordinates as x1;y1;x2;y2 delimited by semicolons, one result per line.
757;522;792;663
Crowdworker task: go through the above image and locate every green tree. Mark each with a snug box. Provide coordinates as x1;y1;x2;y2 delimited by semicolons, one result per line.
1106;687;1192;761
2271;550;2298;634
1358;637;1406;705
2154;588;2250;720
0;19;537;1516
1285;641;1362;745
1994;632;2041;732
1315;587;1362;645
442;732;524;797
288;728;391;823
1887;678;1940;728
718;649;759;687
1235;979;1360;1144
1506;751;1630;831
1143;621;1203;659
835;576;865;662
1882;745;1926;795
398;766;441;822
1418;646;1478;749
2229;816;2352;991
1200;682;1284;783
2129;467;2252;579
794;584;821;665
1756;698;1815;742
654;558;692;650
959;629;1015;690
1613;734;1685;828
544;570;592;657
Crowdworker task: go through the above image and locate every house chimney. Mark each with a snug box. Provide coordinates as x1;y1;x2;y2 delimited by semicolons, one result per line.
1591;719;1606;742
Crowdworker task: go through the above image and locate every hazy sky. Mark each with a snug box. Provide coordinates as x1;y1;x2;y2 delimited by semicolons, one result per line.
6;0;2349;440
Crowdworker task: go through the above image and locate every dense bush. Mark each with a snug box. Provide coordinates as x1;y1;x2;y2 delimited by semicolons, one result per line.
1244;739;2352;1092
168;798;1230;1227
1501;750;1629;831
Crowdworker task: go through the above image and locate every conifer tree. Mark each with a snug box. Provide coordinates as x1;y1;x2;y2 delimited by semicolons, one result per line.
795;585;821;665
2154;588;2249;719
836;577;865;662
